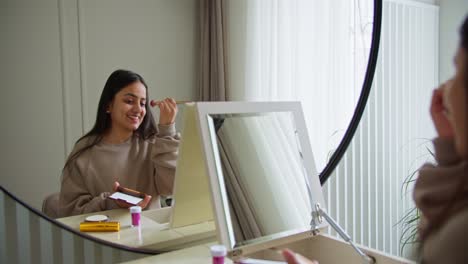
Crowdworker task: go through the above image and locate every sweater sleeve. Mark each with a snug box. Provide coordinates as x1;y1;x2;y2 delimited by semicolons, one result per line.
413;138;460;214
432;137;461;166
413;137;466;241
151;124;180;196
58;149;117;217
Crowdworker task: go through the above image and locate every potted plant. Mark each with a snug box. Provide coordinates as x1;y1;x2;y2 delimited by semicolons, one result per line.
397;144;434;258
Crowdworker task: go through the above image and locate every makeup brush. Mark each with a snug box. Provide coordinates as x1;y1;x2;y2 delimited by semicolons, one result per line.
150;100;192;107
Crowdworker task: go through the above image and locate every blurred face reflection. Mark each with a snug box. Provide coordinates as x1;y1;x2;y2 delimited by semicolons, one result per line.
444;46;467;159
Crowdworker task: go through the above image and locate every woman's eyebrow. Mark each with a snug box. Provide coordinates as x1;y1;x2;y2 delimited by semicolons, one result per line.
123;93;146;100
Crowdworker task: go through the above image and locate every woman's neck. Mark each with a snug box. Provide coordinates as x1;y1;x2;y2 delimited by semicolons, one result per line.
103;129;133;144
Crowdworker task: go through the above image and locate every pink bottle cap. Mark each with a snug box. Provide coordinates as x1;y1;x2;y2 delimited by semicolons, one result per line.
210;245;227;257
130;206;142;213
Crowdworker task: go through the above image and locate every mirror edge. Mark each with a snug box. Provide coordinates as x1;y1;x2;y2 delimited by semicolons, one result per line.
319;0;383;184
0;185;164;255
0;0;382;255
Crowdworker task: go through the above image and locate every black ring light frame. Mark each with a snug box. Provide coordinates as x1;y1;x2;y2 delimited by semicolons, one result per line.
320;0;382;185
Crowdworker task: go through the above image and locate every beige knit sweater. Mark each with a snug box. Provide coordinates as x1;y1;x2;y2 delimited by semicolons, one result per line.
58;124;179;217
413;138;468;263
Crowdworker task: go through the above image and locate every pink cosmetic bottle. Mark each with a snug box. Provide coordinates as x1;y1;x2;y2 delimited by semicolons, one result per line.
129;206;142;227
210;245;227;264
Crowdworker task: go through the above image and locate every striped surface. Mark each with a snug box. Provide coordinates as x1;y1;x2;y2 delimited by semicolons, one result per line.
0;189;150;264
323;0;438;259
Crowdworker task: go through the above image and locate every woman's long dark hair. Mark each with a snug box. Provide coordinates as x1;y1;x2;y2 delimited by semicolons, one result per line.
463;15;468;94
463;15;468;164
63;69;157;170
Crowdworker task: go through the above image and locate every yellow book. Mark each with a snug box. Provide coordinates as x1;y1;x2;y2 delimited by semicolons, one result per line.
79;221;120;232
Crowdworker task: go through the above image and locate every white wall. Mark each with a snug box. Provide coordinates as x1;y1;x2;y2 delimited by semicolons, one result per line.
0;0;199;209
437;0;467;81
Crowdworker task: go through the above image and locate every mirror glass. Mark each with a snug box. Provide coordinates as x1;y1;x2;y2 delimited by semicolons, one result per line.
195;102;327;252
209;112;311;246
226;0;376;175
0;0;375;254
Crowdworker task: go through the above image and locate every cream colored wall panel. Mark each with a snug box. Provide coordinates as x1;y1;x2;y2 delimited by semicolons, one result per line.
0;0;199;211
79;0;198;131
60;0;86;152
0;0;66;209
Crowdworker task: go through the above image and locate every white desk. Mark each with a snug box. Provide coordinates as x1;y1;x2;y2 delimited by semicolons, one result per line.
121;234;413;264
56;207;216;251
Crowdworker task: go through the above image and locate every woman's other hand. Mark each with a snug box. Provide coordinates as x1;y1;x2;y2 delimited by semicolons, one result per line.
282;249;319;264
430;82;454;138
151;98;178;125
112;182;152;209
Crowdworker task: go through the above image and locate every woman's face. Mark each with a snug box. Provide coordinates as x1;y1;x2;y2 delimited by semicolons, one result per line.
445;46;467;158
107;81;147;135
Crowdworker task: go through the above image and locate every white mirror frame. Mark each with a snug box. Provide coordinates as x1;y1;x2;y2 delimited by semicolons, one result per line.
195;101;328;257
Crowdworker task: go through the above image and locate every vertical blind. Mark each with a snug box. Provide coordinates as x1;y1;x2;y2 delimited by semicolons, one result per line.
324;0;439;259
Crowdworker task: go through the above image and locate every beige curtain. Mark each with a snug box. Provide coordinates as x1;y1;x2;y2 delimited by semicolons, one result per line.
199;0;228;101
218;132;262;242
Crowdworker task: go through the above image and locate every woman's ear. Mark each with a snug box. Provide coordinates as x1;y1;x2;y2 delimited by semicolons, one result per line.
106;102;113;114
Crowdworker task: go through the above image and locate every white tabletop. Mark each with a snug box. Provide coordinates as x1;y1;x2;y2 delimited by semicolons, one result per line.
56;207;216;251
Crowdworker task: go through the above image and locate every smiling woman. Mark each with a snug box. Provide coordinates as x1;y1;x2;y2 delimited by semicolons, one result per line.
0;0;197;212
58;69;180;217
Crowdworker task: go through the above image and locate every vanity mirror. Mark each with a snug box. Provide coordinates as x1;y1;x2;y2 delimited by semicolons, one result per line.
196;101;327;256
0;0;381;258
